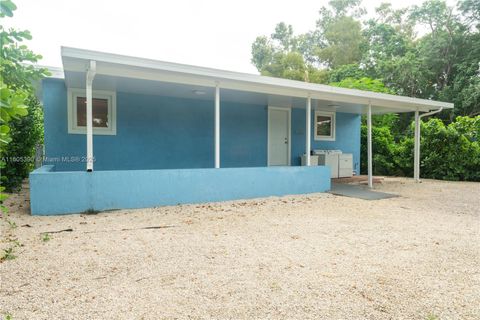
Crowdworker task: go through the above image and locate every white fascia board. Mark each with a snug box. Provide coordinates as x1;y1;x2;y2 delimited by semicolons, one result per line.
46;66;65;79
34;65;64;79
61;46;454;112
33;65;64;103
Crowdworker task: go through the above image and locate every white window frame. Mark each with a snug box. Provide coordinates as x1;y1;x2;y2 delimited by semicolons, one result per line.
67;88;117;135
314;110;335;141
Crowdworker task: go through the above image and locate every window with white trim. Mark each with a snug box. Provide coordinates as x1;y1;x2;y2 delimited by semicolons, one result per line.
67;88;117;135
314;111;335;141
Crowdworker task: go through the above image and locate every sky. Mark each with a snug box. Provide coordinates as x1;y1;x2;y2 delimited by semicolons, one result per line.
5;0;456;74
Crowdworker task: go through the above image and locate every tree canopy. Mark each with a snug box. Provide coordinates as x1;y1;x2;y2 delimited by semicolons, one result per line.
251;0;480;117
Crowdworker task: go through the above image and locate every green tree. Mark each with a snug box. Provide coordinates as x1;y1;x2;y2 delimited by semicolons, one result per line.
0;81;28;211
251;0;366;82
327;64;366;82
0;0;48;195
251;36;274;71
417;117;480;181
316;16;364;68
438;0;480;117
458;0;480;30
0;81;28;154
362;7;413;87
261;52;307;81
251;23;328;82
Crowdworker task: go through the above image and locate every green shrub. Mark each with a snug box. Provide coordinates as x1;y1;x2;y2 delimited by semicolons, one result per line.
361;115;480;181
1;98;43;191
360;125;397;175
421;117;480;181
0;0;48;193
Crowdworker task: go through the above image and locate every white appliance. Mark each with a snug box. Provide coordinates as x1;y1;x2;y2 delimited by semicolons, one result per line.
338;153;353;178
313;150;353;178
300;154;319;166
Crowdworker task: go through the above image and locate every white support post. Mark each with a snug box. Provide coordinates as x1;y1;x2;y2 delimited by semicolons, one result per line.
414;110;420;182
86;60;96;172
214;83;220;168
306;96;311;166
413;107;443;182
367;103;373;188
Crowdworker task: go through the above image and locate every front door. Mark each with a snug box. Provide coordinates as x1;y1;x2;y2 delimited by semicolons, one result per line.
268;107;290;166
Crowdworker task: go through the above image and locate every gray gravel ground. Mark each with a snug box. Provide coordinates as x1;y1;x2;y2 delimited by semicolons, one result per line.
1;177;479;320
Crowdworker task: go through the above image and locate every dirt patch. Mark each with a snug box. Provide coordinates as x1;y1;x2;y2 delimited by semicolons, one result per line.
1;178;479;319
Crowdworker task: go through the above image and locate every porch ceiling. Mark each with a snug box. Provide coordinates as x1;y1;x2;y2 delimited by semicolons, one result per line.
59;46;453;115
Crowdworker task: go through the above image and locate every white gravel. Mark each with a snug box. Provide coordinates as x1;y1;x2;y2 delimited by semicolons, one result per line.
1;177;479;319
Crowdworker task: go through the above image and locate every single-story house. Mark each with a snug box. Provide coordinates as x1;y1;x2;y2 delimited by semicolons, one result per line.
30;47;453;215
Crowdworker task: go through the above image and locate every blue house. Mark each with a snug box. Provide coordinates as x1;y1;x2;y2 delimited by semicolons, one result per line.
30;47;452;215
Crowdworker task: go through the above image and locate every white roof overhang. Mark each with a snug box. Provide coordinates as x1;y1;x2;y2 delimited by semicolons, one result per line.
57;46;453;114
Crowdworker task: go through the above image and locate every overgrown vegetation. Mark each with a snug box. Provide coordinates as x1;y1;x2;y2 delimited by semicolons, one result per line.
252;0;480;180
1;247;16;261
6;218;16;229
359;115;480;180
41;232;51;242
0;0;48;198
0;237;21;262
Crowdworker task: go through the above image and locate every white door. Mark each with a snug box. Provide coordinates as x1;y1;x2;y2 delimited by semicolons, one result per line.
268;107;290;166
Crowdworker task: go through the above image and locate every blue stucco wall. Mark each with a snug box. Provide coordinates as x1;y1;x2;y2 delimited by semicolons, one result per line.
29;165;331;215
291;108;361;174
221;103;268;167
43;79;360;172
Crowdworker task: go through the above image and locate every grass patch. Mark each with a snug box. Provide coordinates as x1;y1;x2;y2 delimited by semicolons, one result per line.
41;233;51;242
1;247;17;261
7;219;17;229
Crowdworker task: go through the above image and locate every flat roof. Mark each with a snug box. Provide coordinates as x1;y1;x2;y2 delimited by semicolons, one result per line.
55;46;453;114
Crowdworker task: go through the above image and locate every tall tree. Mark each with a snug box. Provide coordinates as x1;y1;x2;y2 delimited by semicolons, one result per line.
316;16;364;68
251;22;329;82
251;0;366;81
458;0;480;30
0;0;48;192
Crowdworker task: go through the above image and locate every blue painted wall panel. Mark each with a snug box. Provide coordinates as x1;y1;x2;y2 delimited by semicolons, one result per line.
291;108;361;174
221;103;268;167
29;166;91;215
30;165;331;215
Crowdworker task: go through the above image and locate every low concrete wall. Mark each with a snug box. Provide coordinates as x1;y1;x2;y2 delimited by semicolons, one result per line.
29;165;331;215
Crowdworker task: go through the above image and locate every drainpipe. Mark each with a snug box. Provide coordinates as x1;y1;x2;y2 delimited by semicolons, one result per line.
306;95;311;166
214;82;220;168
86;60;96;172
413;107;443;182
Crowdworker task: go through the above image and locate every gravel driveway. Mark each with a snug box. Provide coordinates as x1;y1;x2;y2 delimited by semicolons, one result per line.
1;178;479;319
